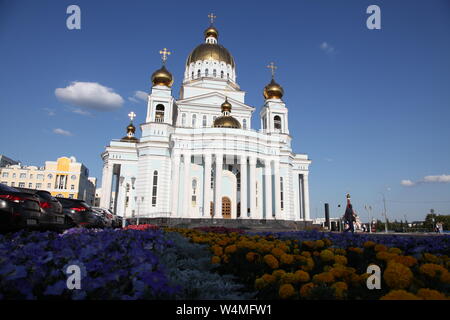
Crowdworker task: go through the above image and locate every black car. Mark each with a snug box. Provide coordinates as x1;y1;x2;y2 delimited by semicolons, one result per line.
0;183;41;231
15;188;66;231
56;197;104;228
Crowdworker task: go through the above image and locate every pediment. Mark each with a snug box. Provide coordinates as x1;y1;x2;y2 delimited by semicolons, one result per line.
176;92;254;111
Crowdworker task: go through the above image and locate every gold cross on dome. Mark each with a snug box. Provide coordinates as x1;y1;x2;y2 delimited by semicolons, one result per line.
267;62;277;78
159;48;171;64
128;111;136;122
208;13;216;24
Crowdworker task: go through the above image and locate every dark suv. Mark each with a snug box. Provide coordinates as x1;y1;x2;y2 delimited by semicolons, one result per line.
0;183;41;231
56;197;104;228
15;188;66;231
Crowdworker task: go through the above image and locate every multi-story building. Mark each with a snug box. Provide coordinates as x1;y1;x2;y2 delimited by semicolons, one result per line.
0;156;96;205
0;155;19;168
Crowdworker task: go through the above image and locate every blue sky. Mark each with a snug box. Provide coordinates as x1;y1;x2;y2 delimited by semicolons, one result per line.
1;0;449;222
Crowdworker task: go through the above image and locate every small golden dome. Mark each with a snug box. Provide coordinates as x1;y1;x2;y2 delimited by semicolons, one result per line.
186;43;235;68
204;26;219;39
263;78;284;100
213;98;241;129
121;123;138;142
151;65;173;87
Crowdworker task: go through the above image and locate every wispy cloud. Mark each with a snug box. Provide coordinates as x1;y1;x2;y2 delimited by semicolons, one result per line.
401;175;450;187
43;108;56;116
70;107;91;116
53;128;73;136
55;81;124;111
320;42;336;55
128;90;148;103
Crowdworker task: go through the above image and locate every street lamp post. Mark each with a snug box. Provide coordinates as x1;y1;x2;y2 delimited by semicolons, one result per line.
119;176;126;228
379;192;389;233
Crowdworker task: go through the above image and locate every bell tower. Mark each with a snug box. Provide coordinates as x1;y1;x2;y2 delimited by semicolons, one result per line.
146;48;176;125
260;62;289;135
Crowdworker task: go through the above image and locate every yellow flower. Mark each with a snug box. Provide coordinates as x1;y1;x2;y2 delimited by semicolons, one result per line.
419;263;447;278
246;251;258;263
255;278;267;290
315;240;325;249
301;251;311;258
388;247;402;255
281;272;297;284
334;255;348;265
416;288;447;300
423;253;440;264
332;282;348;299
391;255;417;267
320;249;334;262
363;241;376;248
280;253;295;265
376;251;397;261
279;284;296;299
262;274;276;284
272;269;286;280
211;256;221;264
312;272;335;284
294;270;310;283
374;244;388;252
224;245;237;254
299;282;316;298
383;262;413;289
264;254;279;269
271;247;285;258
380;290;421;300
211;245;223;257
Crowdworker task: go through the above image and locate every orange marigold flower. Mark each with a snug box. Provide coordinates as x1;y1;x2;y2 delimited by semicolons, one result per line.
376;251;397;261
272;269;286;280
374;244;388;252
255;278;267;290
419;263;447;278
440;271;450;284
334;255;348;265
262;274;276;284
416;288;447;300
301;251;312;258
246;251;258;263
281;272;297;284
315;240;325;249
271;247;285;258
383;262;413;289
332;281;348;299
380;290;421;300
363;241;376;248
264;254;279;269
280;253;295;265
320;249;334;262
299;282;316;298
388;247;402;255
212;245;223;257
391;255;417;267
224;245;237;254
211;256;221;264
294;270;310;283
279;284;296;299
312;272;335;284
422;253;440;264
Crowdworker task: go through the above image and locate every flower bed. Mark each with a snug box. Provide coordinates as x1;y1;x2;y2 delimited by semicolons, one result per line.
168;228;450;300
123;224;159;231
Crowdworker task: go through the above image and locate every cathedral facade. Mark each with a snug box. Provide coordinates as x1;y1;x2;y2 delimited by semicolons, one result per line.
100;20;311;223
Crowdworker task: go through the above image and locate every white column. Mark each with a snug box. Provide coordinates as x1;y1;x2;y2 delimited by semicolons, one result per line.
100;163;113;210
171;153;180;217
214;153;222;219
249;156;257;219
203;153;212;218
183;152;191;218
264;159;273;220
240;155;247;219
303;173;310;220
274;160;281;220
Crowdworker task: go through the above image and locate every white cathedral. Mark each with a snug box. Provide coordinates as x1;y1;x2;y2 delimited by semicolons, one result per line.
100;17;311;224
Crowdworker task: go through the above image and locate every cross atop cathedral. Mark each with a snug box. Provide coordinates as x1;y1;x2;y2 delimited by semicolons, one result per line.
267;62;277;78
159;48;171;64
208;13;216;24
128;111;136;122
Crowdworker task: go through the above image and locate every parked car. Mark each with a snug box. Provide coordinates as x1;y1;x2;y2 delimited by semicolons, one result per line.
0;183;41;231
15;188;66;231
92;207;114;228
56;197;104;228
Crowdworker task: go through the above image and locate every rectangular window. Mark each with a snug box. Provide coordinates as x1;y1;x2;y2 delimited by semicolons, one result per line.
1;181;7;185
12;173;16;178
2;172;8;178
36;183;42;189
20;173;26;179
47;183;51;188
37;174;44;180
11;182;15;187
71;184;75;190
28;183;33;188
29;174;33;179
18;182;25;188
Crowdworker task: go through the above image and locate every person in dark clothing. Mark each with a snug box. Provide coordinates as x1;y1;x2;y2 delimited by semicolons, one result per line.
344;204;355;234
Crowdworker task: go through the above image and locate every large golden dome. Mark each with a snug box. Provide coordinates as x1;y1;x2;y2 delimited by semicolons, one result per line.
213;99;241;129
151;65;173;87
186;43;235;68
263;78;284;100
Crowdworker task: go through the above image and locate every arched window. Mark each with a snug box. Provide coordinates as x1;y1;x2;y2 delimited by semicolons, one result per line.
213;69;217;77
197;69;201;78
192;114;197;127
191;71;194;79
181;113;186;126
243;119;247;129
155;104;165;123
220;71;224;78
191;179;197;206
227;73;229;79
152;171;158;206
205;69;209;77
274;115;282;130
202;115;207;127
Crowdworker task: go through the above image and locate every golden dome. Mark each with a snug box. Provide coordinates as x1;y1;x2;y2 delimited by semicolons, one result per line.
213;98;241;129
151;65;173;87
204;26;219;39
121;123;138;142
263;78;284;99
186;43;235;68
